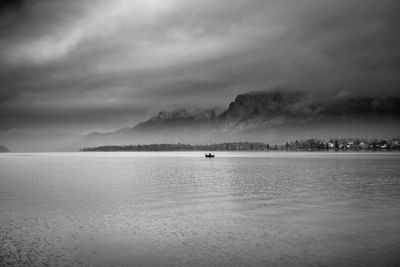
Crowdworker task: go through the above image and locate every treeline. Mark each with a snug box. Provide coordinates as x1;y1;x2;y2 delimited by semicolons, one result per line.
80;138;400;152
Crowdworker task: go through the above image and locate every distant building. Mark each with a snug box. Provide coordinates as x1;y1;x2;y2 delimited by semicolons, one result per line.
359;142;368;150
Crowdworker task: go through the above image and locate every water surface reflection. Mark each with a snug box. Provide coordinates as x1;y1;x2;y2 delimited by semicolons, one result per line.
0;152;399;266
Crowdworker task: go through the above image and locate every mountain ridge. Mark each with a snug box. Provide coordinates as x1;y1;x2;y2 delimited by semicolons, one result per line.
70;91;400;150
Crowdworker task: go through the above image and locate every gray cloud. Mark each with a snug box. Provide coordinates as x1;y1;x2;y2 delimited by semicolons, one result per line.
0;0;399;140
0;0;29;14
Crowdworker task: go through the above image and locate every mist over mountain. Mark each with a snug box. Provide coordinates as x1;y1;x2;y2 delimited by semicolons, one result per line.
70;108;220;150
71;91;400;150
219;91;400;129
0;131;82;152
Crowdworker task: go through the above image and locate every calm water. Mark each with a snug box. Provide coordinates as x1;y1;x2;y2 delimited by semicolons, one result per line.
0;152;400;266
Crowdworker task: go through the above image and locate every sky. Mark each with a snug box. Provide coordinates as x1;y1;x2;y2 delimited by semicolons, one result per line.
0;0;400;140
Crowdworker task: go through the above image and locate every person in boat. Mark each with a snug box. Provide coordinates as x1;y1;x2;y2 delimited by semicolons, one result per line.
205;153;215;157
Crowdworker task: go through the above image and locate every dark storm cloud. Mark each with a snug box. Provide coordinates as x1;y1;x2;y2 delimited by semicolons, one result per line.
0;0;399;137
0;0;28;13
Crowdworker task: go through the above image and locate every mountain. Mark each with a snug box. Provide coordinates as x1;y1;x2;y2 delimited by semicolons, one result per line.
219;91;400;128
215;91;400;142
0;145;10;152
72;109;222;149
71;91;400;150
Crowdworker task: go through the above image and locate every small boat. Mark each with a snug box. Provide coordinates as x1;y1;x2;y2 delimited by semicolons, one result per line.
205;153;215;158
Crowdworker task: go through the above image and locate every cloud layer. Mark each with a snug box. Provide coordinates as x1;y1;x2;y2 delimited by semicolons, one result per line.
1;0;399;136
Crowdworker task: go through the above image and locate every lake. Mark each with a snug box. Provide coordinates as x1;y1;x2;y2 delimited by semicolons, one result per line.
1;152;400;266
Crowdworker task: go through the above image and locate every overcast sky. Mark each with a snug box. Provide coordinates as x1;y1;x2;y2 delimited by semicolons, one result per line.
1;0;399;135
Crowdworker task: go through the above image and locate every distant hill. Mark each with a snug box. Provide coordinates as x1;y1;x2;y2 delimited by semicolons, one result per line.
70;91;400;150
0;145;10;152
72;108;221;149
